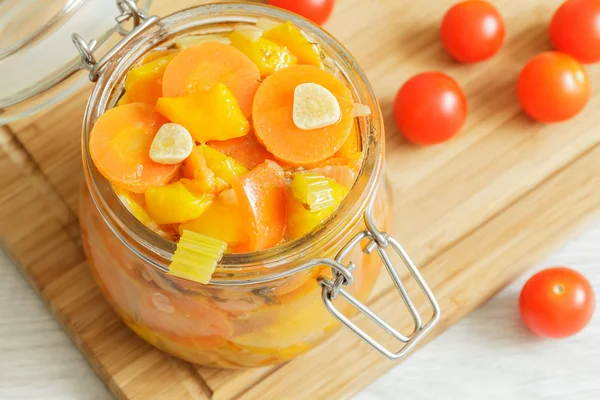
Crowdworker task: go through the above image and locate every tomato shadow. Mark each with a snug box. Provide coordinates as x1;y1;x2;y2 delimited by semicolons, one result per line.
504;19;553;64
395;23;457;69
377;96;417;149
464;290;543;349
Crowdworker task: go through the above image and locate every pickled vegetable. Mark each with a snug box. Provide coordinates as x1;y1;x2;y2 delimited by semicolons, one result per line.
233;161;287;251
290;173;340;211
169;230;227;284
202;145;249;184
118;54;176;106
179;191;249;247
114;186;167;236
148;123;194;165
162;41;260;117
287;176;348;239
89;103;179;193
182;145;229;194
157;83;250;143
145;180;214;224
92;22;359;258
229;30;297;77
207;131;277;170
263;21;323;68
252;65;354;165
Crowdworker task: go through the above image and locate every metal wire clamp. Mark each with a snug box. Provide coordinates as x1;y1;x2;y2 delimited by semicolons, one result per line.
312;194;441;360
72;0;160;82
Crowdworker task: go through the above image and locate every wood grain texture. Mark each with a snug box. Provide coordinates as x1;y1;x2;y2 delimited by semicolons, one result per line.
1;0;600;399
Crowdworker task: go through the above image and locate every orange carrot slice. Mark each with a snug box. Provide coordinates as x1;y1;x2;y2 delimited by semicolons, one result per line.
207;131;276;170
252;65;354;166
89;103;179;193
232;161;287;251
161;42;260;118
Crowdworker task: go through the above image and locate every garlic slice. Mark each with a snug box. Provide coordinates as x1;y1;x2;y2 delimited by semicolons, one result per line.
293;83;341;130
233;25;264;42
352;103;372;117
149;123;193;165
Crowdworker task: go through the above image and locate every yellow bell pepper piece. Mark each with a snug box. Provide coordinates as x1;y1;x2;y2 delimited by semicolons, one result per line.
202;145;249;185
228;31;297;77
169;230;226;284
145;180;214;225
113;185;168;236
118;54;176;106
263;21;323;68
286;174;348;240
156;83;249;143
179;190;249;246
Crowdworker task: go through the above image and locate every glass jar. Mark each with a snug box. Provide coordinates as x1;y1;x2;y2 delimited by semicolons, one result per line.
78;2;439;368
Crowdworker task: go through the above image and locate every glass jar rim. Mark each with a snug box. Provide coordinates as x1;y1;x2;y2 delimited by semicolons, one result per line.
81;2;385;284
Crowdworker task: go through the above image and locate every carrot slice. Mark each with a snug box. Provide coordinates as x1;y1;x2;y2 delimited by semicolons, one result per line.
161;42;260;118
207;131;276;170
252;65;354;166
89;103;179;193
232;161;287;251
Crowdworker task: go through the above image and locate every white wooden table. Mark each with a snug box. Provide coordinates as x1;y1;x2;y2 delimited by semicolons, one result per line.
1;223;599;400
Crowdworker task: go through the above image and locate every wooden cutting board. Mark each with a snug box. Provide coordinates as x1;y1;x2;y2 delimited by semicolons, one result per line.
1;0;600;398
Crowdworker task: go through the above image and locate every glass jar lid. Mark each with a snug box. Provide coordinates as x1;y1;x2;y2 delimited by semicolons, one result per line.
0;0;150;125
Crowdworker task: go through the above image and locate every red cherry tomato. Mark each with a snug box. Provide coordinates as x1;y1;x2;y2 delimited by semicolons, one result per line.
393;72;468;145
440;0;505;63
517;52;590;123
550;0;600;64
267;0;335;25
520;267;595;338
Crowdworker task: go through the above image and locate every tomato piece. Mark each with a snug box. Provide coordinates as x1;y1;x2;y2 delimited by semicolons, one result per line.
232;161;287;251
517;52;590;123
267;0;335;25
441;0;505;63
550;0;600;64
520;267;595;338
393;72;468;145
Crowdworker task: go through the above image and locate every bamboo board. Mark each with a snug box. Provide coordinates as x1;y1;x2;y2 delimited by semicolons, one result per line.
1;0;600;399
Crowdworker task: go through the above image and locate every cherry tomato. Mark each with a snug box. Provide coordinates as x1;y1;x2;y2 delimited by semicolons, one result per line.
550;0;600;64
267;0;335;26
520;267;595;338
440;0;505;63
393;72;468;145
517;52;590;123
